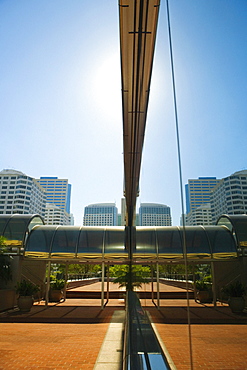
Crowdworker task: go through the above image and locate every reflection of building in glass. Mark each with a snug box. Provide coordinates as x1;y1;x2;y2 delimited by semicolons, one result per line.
0;169;46;216
185;177;220;225
139;203;171;226
36;177;72;225
83;203;118;226
211;170;247;224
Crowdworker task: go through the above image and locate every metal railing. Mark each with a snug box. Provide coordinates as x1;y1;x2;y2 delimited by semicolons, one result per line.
123;291;171;370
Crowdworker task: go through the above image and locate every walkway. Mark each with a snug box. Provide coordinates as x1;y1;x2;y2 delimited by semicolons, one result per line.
1;282;247;369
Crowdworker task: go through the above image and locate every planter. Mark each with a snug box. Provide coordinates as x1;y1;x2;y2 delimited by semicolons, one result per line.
228;297;245;313
197;290;213;303
17;296;34;312
49;290;63;302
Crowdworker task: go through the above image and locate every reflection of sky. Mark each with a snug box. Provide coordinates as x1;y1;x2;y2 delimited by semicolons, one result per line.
1;1;247;226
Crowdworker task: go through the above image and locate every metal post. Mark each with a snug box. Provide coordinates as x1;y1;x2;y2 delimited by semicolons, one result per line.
156;262;160;309
45;261;51;308
211;261;217;307
101;261;105;309
151;263;154;302
107;263;110;302
63;262;69;301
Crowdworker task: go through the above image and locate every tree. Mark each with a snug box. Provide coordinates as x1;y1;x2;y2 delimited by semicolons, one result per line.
109;265;150;291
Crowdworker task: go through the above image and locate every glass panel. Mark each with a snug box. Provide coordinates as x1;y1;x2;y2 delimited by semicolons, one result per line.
185;227;211;259
25;226;55;258
206;226;237;259
156;227;183;260
77;227;104;260
135;227;156;260
233;220;247;247
0;216;9;235
104;227;127;260
51;226;80;258
217;216;233;232
4;218;28;245
28;216;44;232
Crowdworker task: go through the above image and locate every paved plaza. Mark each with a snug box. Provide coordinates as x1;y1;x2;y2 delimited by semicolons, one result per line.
1;282;247;369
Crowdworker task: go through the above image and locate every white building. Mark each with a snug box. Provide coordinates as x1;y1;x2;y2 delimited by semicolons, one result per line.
36;176;73;225
83;203;118;226
211;170;247;224
45;203;71;225
186;203;212;226
0;169;46;217
139;203;172;226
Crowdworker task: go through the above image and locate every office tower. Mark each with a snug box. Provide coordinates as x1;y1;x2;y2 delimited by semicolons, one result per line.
0;169;46;216
36;176;72;225
185;177;220;225
185;203;212;226
45;203;71;225
139;203;172;226
83;203;118;226
211;170;247;224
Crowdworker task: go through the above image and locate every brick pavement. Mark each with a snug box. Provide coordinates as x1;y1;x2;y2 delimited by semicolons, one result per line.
1;282;247;369
0;322;108;369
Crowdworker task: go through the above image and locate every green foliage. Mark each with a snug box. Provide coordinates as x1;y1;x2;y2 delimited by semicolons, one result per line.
57;263;101;277
109;265;150;291
50;279;65;291
16;280;40;296
195;279;212;291
222;281;246;298
0;236;12;284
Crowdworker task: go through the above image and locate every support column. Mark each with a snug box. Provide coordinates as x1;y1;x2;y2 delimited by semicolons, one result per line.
45;261;51;308
106;263;110;302
63;262;69;301
156;262;160;309
211;261;217;307
151;264;154;302
101;261;105;309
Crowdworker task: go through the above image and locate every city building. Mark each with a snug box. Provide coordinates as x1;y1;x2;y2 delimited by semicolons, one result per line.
185;203;212;226
211;170;247;224
36;177;72;225
185;177;220;225
139;203;172;226
83;203;118;226
0;169;46;217
45;203;71;225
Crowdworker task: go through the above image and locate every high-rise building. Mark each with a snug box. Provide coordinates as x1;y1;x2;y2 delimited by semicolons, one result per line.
45;203;71;225
36;177;72;225
185;203;212;226
210;170;247;224
185;177;220;225
0;169;46;217
83;203;118;226
139;203;172;226
185;177;220;214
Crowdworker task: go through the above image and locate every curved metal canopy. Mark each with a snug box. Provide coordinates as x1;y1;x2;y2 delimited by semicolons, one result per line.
24;224;238;263
0;214;44;249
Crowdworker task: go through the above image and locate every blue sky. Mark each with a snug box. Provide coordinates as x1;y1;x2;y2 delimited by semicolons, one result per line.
1;1;247;225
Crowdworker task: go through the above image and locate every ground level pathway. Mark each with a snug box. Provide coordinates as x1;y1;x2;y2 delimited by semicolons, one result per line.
1;281;247;369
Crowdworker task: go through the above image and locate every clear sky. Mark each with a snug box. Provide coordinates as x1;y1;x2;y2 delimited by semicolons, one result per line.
1;1;247;225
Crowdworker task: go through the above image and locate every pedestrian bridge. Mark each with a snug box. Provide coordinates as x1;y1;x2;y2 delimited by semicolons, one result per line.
1;214;247;264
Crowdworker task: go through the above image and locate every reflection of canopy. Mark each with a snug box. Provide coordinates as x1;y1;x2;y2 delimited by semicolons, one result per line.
0;214;44;247
24;224;238;263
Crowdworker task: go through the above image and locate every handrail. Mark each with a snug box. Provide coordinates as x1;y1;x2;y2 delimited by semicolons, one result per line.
123;291;171;370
